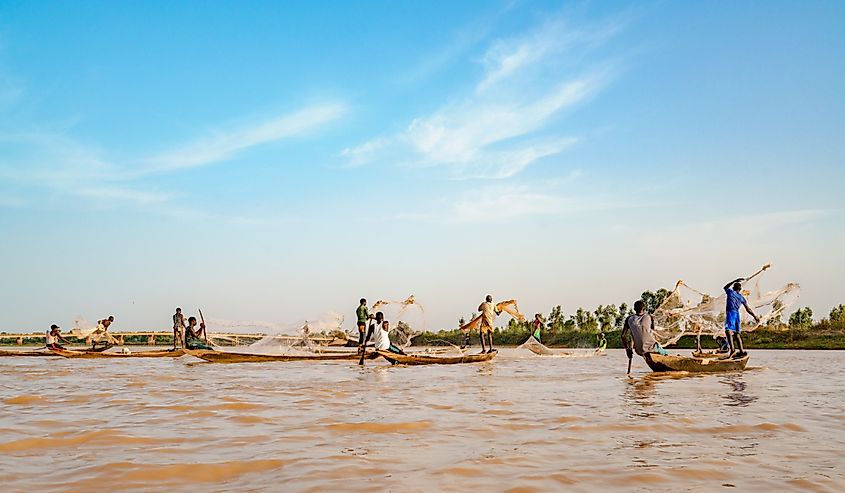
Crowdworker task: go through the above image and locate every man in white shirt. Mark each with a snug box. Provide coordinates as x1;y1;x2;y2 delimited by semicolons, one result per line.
46;324;70;350
478;295;501;354
364;313;404;355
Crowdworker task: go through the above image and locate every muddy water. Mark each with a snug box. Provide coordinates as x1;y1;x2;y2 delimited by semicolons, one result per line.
0;349;842;492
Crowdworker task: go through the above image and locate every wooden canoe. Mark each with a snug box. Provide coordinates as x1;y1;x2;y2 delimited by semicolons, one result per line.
376;349;497;365
0;349;60;357
644;353;749;373
51;348;186;359
186;349;379;363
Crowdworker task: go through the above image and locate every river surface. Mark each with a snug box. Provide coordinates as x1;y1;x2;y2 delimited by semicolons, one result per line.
0;348;842;492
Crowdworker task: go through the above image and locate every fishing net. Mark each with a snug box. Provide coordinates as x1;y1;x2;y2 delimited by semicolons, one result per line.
371;295;426;349
204;311;346;354
652;264;800;346
459;299;526;333
71;315;117;344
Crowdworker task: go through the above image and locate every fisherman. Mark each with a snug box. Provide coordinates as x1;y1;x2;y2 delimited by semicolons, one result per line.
723;276;761;359
172;307;186;349
532;313;544;342
478;295;501;354
362;316;405;355
621;300;669;362
185;316;213;350
91;315;116;350
596;331;607;351
356;298;370;351
46;324;70;350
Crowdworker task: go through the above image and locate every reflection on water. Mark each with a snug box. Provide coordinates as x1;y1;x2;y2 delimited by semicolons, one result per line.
0;349;843;492
720;374;758;408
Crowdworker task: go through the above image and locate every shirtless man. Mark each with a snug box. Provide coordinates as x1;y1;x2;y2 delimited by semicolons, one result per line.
173;308;186;349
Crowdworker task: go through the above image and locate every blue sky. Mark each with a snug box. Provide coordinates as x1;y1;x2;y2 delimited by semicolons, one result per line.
1;1;843;332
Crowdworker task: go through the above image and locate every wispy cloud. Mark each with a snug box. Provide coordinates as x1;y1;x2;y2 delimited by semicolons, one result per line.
343;13;622;179
140;102;346;175
0;102;346;217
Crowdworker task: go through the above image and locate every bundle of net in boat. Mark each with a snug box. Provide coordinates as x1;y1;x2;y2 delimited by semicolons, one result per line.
205;312;346;354
652;264;800;347
371;295;426;349
458;299;526;333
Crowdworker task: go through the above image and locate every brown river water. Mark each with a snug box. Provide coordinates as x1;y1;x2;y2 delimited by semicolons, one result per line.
0;348;843;492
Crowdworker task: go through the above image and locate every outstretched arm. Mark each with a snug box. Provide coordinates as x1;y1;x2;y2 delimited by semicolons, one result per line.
744;303;760;324
724;277;744;291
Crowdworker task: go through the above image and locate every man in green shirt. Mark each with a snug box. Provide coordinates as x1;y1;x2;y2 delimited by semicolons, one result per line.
356;298;369;350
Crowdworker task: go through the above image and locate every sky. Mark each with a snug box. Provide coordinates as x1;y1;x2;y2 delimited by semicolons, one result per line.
1;0;843;333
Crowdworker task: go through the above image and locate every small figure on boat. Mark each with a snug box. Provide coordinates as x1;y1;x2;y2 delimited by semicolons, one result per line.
532;313;544;342
478;295;501;354
621;300;669;362
356;298;370;350
363;314;405;355
723;276;760;359
46;324;70;350
185;316;213;350
91;315;116;349
596;332;607;351
172;307;186;350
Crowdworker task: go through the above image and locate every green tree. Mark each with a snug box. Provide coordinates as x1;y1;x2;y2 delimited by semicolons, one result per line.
615;302;629;328
641;288;671;313
829;304;845;323
788;307;813;327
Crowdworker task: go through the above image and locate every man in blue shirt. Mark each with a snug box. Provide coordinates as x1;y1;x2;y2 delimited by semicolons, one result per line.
723;276;761;358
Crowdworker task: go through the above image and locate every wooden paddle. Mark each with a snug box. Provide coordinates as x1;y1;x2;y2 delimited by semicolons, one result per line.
199;308;208;344
358;319;371;366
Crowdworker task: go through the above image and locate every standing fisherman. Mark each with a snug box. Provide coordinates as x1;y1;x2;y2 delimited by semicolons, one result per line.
356;298;370;351
172;307;186;349
91;316;116;349
723;276;760;359
532;313;544;342
621;300;668;370
478;295;501;354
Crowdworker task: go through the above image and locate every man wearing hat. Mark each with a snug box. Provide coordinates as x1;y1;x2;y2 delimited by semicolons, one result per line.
46;324;70;350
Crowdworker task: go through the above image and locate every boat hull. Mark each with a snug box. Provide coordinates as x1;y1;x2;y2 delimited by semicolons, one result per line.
186;349;378;363
644;353;749;373
51;349;186;359
376;350;497;365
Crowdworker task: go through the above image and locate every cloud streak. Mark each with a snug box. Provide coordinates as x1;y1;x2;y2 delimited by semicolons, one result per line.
342;13;622;179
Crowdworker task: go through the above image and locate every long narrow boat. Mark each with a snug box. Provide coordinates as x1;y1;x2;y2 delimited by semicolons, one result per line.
51;348;186;359
644;353;749;373
0;349;60;357
376;349;497;365
186;349;379;363
0;345;114;357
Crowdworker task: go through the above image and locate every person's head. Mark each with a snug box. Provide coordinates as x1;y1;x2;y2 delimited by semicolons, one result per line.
188;316;197;326
108;316;114;322
732;282;742;292
634;300;645;314
50;324;60;333
360;298;367;305
382;320;390;331
535;313;542;319
486;295;493;302
176;307;182;313
375;311;384;323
